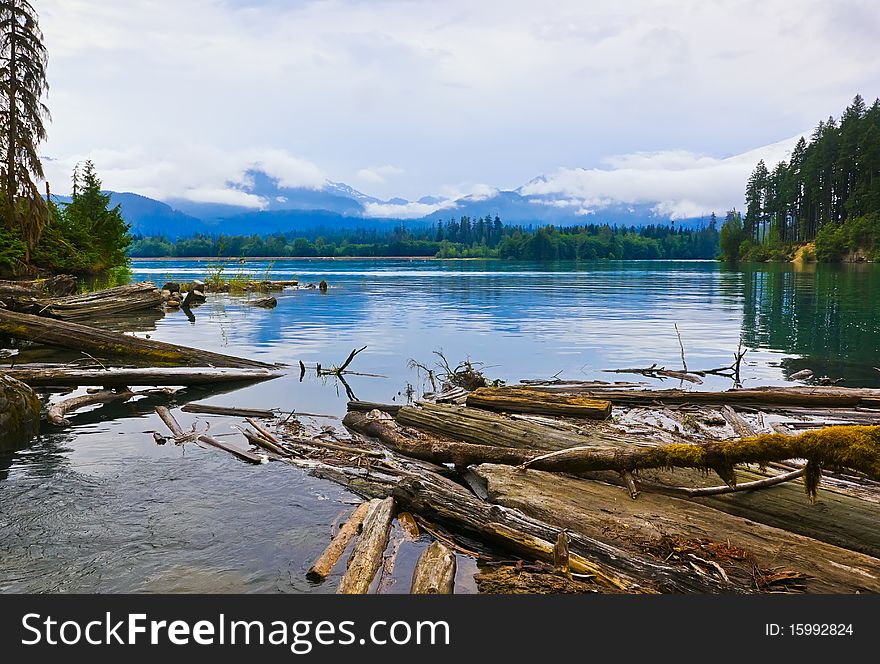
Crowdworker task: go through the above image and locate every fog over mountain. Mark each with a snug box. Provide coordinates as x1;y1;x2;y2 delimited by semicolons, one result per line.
61;134;800;238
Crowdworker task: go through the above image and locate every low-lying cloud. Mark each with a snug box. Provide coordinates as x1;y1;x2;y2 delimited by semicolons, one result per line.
520;136;801;219
42;145;326;208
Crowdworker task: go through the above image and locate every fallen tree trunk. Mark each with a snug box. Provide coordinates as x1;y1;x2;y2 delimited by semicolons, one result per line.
474;464;880;594
0;309;274;368
4;366;283;388
393;402;630;452
347;410;880;492
347;401;401;415
392;471;727;593
410;541;456;594
465;387;612;419
47;387;174;426
154;406;266;464
308;502;372;582
25;282;165;320
181;403;276;418
498;385;880;409
338;497;395;594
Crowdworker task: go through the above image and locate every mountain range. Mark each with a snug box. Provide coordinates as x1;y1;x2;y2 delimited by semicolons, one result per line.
67;169;713;239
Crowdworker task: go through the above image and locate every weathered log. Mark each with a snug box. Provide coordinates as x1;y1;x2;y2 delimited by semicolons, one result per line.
349;410;880;489
4;366;283;388
26;282;164;320
474;464;880;593
466;387;611;419
510;385;880;409
0;308;274;368
392;471;726;593
349;409;880;555
721;405;757;438
410;541;456;594
308;502;373;582
0;274;77;299
0;374;41;452
181;403;276;418
393;402;629;452
347;401;401;415
338;497;396;594
154;406;266;464
48;387;174;427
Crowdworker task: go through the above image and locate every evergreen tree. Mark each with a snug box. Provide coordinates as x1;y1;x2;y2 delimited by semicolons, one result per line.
0;0;49;262
64;160;131;270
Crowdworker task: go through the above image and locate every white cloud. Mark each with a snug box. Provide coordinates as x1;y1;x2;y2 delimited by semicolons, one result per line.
520;135;802;218
363;200;453;219
356;165;404;184
37;0;880;203
41;145;325;206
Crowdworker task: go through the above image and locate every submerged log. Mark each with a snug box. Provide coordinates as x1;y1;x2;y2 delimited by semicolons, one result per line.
392;470;726;593
47;387;172;426
474;464;880;593
0;309;274;368
4;366;283;388
181;403;276;418
154;406;266;464
466;387;611;419
512;385;880;409
308;502;373;582
410;541;456;594
338;497;395;594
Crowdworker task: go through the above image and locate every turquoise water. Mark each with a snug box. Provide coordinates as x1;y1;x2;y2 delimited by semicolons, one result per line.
1;258;878;592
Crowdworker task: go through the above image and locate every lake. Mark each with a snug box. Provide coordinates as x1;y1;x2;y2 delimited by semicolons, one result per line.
2;258;879;592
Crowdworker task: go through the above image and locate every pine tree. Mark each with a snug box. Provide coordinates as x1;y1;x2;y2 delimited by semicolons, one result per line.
64;161;131;270
0;0;49;262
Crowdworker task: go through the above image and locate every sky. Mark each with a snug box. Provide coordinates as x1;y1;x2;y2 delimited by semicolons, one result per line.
38;0;880;217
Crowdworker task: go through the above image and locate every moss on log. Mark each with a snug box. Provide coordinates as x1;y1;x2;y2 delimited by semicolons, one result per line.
475;464;880;593
0;374;41;452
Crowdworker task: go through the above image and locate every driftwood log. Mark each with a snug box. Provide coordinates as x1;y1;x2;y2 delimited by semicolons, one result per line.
0;309;274;368
497;385;880;409
346;410;880;493
392;470;727;593
393;402;630;452
154;406;266;464
24;282;164;320
3;366;283;388
47;387;174;426
465;387;612;419
475;464;880;593
181;403;276;418
347;408;880;556
338;497;395;594
308;502;372;582
410;541;456;594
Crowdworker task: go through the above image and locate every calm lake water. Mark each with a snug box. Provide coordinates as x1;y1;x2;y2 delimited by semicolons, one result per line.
2;258;879;593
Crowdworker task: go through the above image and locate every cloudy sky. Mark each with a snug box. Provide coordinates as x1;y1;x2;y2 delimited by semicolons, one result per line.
39;0;880;216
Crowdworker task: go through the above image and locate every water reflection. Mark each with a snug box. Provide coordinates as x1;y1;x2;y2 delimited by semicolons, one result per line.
2;258;879;593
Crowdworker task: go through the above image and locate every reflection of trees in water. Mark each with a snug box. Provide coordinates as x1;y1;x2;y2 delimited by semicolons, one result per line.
737;264;880;384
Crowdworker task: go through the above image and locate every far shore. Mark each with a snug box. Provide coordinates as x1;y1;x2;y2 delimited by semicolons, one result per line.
129;255;493;262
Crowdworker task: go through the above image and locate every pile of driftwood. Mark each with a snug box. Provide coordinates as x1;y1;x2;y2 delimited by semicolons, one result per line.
133;379;880;594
